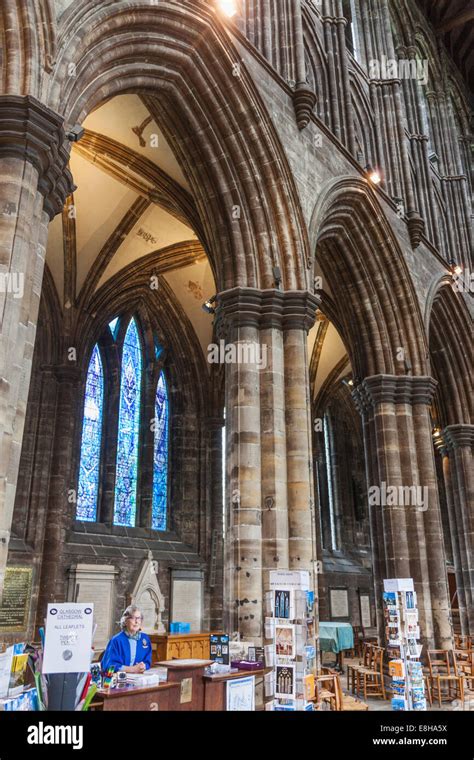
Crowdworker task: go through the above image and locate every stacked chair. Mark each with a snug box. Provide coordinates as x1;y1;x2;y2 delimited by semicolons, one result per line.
347;642;387;701
426;650;465;707
314;668;368;711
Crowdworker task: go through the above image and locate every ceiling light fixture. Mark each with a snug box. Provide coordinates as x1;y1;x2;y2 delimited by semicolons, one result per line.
449;259;463;276
365;165;382;185
202;295;217;315
218;0;238;17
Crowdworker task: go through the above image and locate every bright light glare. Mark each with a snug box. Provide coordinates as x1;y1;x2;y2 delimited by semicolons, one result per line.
218;0;238;17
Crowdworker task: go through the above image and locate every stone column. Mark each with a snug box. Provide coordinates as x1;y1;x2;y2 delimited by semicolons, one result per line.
36;366;81;625
216;288;319;644
368;6;425;247
207;416;225;631
283;295;320;654
292;0;317;130
282;295;319;574
441;425;474;635
0;95;74;603
260;322;289;582
353;375;453;650
217;290;263;640
357;398;386;642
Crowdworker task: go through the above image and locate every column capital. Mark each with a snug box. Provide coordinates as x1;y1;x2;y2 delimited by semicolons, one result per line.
443;424;474;450
215;288;320;334
0;95;75;219
352;375;438;411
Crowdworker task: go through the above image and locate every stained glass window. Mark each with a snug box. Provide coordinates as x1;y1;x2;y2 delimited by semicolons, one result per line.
152;372;169;530
76;345;104;522
114;318;142;527
109;317;119;338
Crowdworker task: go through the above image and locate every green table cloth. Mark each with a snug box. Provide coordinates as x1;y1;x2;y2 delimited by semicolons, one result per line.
319;622;354;653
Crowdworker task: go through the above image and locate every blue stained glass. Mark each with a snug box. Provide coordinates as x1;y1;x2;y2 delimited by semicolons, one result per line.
152;372;169;531
114;319;142;527
76;345;104;522
109;318;119;338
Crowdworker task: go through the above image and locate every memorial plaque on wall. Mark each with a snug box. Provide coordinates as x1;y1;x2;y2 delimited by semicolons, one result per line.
0;567;32;632
329;587;349;619
171;571;203;632
359;593;372;629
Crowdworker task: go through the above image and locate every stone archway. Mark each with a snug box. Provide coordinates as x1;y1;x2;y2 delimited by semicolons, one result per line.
310;178;453;650
46;0;310;293
427;282;473;635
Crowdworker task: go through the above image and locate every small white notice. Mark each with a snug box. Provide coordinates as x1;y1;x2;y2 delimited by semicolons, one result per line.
0;646;14;698
42;603;94;674
226;675;255;711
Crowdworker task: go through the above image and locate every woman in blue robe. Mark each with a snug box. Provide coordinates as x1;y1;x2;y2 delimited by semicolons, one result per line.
102;605;152;673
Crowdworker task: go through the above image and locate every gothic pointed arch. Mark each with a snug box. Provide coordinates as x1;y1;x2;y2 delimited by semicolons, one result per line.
44;0;310;292
310;177;428;379
427;282;472;428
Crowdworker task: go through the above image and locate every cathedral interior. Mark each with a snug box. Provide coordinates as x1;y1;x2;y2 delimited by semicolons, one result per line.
0;0;472;715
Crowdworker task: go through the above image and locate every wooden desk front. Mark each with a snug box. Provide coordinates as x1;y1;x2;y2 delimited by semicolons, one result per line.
91;682;181;711
157;660;212;711
203;669;266;711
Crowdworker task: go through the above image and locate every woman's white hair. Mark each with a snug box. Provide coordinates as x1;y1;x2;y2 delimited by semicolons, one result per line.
120;604;143;630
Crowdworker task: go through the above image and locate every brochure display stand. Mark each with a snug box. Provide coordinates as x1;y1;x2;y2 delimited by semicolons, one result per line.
264;570;317;711
383;578;426;711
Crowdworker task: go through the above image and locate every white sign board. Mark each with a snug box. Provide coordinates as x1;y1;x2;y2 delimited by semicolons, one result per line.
384;578;414;593
42;603;94;674
269;570;310;591
226;675;255;711
0;646;14;698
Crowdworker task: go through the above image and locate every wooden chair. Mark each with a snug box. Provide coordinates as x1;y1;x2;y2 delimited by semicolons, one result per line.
315;670;369;711
314;674;340;710
424;674;432;707
454;635;472;651
346;625;364;658
427;650;464;707
350;645;387;701
347;641;372;695
454;649;473;690
331;668;369;711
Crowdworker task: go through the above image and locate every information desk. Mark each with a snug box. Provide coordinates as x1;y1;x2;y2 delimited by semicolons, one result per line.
150;632;222;662
157;659;213;711
91;682;181;711
203;668;267;711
